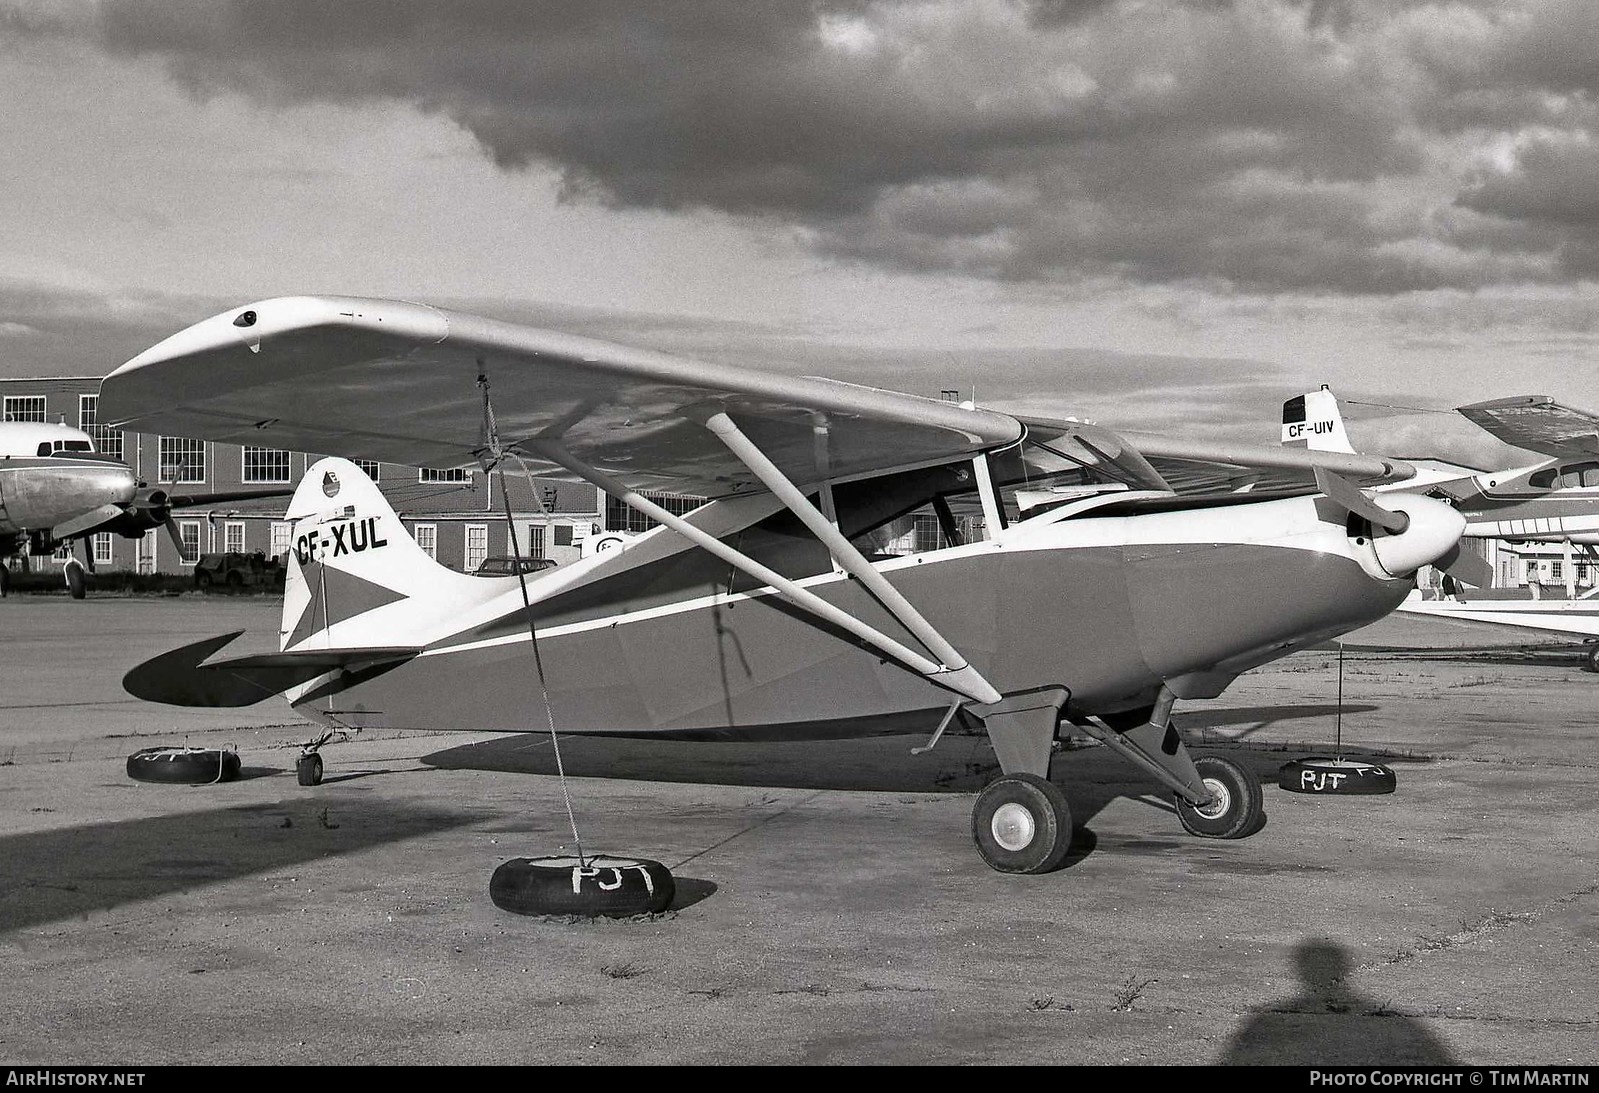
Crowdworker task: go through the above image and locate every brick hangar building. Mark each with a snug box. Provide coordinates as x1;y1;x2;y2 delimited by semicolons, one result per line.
1;376;699;576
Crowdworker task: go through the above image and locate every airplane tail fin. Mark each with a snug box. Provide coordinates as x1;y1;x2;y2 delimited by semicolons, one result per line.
280;457;491;652
1281;386;1354;454
122;457;488;708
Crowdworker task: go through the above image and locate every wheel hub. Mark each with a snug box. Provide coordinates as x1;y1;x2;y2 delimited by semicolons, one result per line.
991;802;1037;852
1194;776;1232;820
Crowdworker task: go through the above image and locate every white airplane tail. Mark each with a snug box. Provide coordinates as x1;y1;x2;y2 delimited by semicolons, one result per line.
280;457;495;652
1281;386;1353;454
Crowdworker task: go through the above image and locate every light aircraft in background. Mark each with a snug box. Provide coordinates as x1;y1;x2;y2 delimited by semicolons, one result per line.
1285;387;1599;564
103;297;1472;874
1283;386;1599;659
0;419;291;598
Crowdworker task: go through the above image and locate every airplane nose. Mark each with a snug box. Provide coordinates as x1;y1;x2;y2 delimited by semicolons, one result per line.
1367;494;1466;579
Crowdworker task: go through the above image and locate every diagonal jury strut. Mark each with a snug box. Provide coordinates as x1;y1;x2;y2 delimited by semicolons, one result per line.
524;435;1002;705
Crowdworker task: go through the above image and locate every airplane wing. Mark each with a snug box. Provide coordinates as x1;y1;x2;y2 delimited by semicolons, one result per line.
1456;396;1599;460
101;296;1415;500
98;297;1024;498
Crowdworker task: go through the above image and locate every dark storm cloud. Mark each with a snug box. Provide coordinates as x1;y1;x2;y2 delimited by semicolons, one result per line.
18;0;1599;292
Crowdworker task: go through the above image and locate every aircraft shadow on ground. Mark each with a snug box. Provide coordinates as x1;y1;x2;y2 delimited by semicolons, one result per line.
421;705;1382;837
0;799;478;935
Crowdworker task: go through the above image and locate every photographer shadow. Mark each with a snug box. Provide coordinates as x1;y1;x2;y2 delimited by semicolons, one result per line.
1219;939;1457;1065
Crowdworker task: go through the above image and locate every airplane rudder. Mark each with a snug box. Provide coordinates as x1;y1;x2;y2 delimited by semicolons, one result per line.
1282;386;1354;454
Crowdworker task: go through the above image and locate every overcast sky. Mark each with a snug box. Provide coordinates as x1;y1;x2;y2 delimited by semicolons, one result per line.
5;0;1599;465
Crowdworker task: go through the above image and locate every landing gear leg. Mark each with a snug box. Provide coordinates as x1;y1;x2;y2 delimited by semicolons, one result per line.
969;686;1073;874
1074;685;1265;840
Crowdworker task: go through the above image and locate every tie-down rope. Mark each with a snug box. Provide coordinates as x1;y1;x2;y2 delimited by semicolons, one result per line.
478;375;587;866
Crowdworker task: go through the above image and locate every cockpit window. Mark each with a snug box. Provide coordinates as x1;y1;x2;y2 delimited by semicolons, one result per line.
36;442;51;457
1529;468;1558;489
1557;461;1599;489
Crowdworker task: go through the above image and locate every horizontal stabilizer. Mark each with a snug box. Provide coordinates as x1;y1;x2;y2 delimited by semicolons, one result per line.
123;630;420;707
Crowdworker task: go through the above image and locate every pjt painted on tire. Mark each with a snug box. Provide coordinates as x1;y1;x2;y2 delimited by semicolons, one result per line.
572;862;659;895
1301;770;1346;792
294;516;388;565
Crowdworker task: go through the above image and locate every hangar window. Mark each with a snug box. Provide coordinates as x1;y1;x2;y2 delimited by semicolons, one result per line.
92;533;113;566
419;467;470;484
3;396;45;422
79;395;122;460
524;524;546;558
159;437;206;484
270;522;292;559
413;523;437;560
243;446;290;483
465;524;488;572
606;493;701;533
554;524;574;547
178;520;201;564
353;459;380;483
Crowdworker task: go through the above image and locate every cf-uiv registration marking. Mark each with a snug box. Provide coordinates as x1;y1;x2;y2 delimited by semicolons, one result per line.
294;516;389;564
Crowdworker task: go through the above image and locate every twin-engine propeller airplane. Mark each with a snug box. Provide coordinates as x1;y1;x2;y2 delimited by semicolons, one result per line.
105;297;1471;873
0;419;290;598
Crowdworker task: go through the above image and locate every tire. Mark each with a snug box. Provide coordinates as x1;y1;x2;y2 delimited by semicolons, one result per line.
971;773;1073;874
1584;645;1599;673
1277;756;1396;795
195;571;213;589
1176;755;1265;838
64;561;86;600
126;746;240;785
1;565;10;597
490;855;676;917
225;570;244;588
296;753;324;786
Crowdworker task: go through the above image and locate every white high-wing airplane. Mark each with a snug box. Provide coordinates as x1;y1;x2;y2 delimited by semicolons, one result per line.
103;297;1470;874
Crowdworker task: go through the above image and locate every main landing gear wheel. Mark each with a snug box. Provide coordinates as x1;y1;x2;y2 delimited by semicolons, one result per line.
1277;756;1396;795
1583;645;1599;673
296;753;324;786
490;856;676;918
1175;755;1265;839
64;559;86;600
971;773;1073;874
126;746;240;785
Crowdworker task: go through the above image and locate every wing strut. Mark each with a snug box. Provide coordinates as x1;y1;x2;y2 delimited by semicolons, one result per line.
524;435;1003;705
702;411;1001;703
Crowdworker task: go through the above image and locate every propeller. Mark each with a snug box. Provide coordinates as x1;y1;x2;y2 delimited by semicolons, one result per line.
1313;466;1478;583
1432;541;1494;590
1313;467;1409;535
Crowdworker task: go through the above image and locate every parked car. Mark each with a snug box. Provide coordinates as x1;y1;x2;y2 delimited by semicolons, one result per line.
193;551;284;590
472;555;558;577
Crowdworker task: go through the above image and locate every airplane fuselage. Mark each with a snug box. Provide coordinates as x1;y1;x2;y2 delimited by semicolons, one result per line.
283;492;1430;740
0;424;136;547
